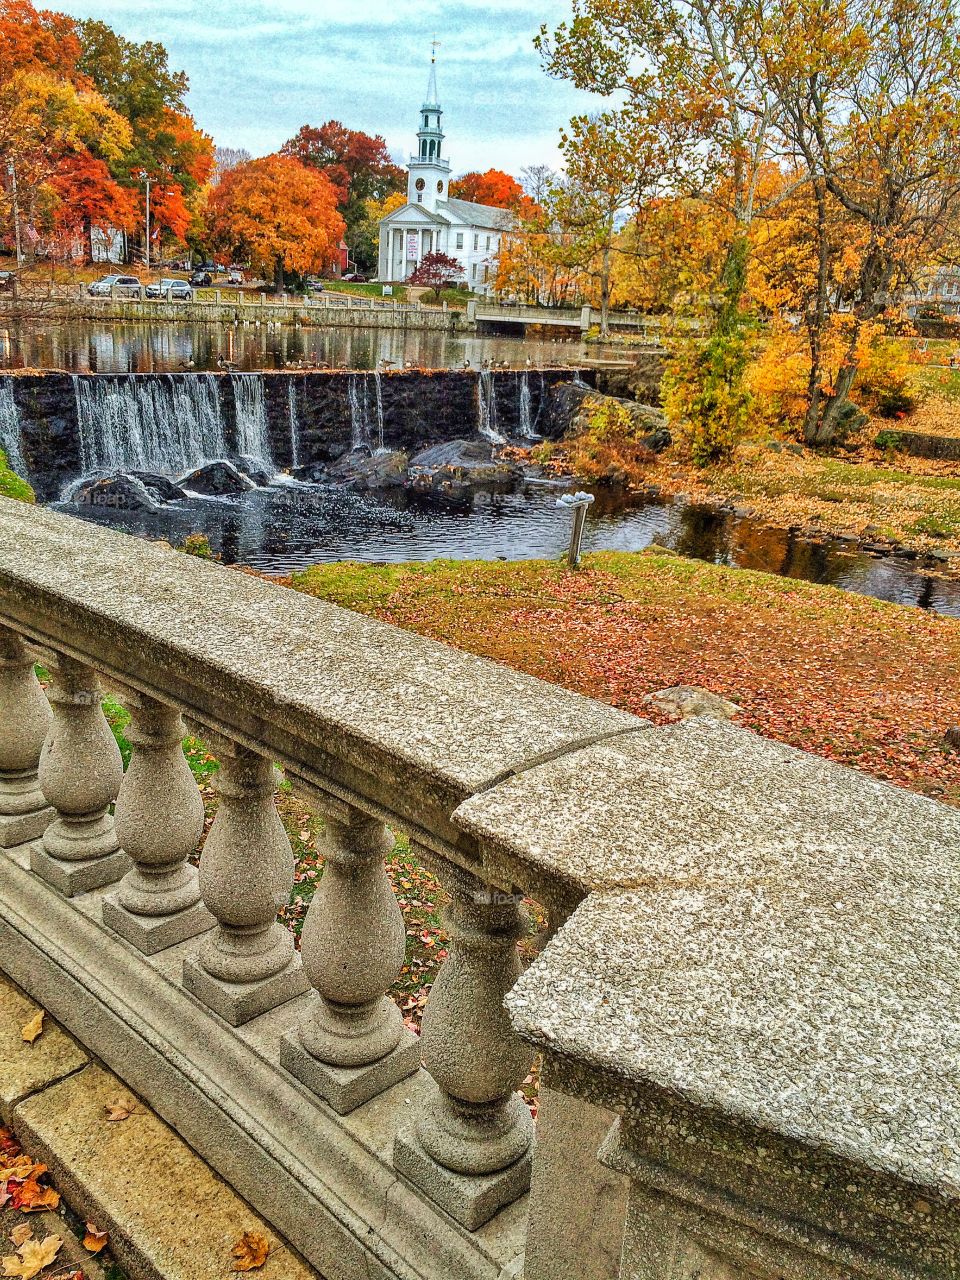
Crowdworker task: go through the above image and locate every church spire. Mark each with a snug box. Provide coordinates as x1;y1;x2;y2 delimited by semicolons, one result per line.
425;39;440;107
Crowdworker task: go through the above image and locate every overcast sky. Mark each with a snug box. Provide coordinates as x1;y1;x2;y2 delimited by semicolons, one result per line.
55;0;605;177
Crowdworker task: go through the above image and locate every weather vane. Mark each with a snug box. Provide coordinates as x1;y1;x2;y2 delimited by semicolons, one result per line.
431;36;441;62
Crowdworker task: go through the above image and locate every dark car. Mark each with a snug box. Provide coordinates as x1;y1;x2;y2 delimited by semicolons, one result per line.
342;272;368;283
146;278;193;300
190;270;212;287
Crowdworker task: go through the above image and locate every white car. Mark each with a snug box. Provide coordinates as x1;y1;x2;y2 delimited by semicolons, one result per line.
146;278;193;300
88;274;142;297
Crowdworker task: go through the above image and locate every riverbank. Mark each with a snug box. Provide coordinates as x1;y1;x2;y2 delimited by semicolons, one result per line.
281;549;960;807
542;392;960;569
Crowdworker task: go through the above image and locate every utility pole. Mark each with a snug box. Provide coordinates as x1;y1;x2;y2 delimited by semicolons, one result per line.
138;171;152;271
7;162;23;270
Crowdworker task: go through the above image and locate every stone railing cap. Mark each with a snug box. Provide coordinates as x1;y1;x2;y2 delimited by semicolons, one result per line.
0;501;637;812
499;719;960;1197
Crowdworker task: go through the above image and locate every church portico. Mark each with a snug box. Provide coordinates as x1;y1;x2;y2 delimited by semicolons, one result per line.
377;52;513;296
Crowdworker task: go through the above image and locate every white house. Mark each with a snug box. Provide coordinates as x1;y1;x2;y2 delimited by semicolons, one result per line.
377;56;513;296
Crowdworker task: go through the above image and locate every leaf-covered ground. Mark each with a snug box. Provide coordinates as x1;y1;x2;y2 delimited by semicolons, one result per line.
284;550;960;806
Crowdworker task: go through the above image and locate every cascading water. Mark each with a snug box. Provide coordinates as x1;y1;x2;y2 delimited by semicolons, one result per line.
517;372;544;440
230;374;274;470
287;379;301;469
477;370;506;444
72;374;228;475
348;373;386;453
0;378;28;477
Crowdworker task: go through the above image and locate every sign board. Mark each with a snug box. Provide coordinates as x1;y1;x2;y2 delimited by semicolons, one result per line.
382;285;393;296
406;232;419;261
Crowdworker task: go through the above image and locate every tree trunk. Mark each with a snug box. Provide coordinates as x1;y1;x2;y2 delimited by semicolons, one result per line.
599;238;612;338
274;259;284;294
802;181;831;444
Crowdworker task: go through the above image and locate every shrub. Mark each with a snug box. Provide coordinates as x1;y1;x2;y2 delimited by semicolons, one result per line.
663;322;753;466
874;428;904;453
179;532;216;559
855;337;923;419
0;449;34;503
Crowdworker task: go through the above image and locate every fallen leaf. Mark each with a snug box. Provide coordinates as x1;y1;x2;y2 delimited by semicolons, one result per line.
19;1013;44;1046
0;1158;35;1183
231;1231;270;1272
7;1229;30;1249
81;1225;107;1255
103;1101;135;1123
1;1233;62;1279
0;1186;8;1209
14;1178;60;1213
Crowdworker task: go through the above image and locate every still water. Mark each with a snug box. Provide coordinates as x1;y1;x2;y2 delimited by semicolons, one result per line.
62;478;960;617
0;319;602;374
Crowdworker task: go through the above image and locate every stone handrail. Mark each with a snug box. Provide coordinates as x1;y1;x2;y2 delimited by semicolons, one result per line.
0;497;956;1279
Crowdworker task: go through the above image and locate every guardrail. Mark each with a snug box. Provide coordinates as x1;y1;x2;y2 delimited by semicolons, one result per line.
0;500;956;1279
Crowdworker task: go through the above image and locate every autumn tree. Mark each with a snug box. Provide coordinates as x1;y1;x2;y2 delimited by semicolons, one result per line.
449;169;524;209
520;164;556;206
281;121;404;270
408;251;464;301
206;154;346;291
765;0;960;442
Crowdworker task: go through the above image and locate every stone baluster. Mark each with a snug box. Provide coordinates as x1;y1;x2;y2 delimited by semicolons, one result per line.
102;692;212;953
183;739;307;1025
31;655;126;896
0;628;53;848
281;790;419;1113
394;858;534;1231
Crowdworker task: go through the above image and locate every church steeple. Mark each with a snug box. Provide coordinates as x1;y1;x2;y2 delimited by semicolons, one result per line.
407;44;451;211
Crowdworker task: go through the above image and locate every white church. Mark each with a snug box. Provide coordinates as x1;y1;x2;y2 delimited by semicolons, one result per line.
377;55;514;296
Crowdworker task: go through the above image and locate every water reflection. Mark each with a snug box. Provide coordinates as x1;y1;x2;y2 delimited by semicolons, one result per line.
1;319;607;374
59;481;960;617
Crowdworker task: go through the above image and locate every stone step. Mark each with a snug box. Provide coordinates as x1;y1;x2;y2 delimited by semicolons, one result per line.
0;973;321;1280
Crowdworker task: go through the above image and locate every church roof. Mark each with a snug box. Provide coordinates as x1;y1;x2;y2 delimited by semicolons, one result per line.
439;199;515;230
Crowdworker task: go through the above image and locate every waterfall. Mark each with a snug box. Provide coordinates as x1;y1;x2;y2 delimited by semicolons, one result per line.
72;374;228;475
230;374;274;468
517;372;542;440
477;370;506;444
372;371;385;452
287;379;301;469
0;378;27;477
348;373;385;453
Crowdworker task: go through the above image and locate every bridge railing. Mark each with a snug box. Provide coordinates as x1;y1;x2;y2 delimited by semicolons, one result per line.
0;498;955;1280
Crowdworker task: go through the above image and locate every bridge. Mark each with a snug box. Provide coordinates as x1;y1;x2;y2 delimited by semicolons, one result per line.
467;298;661;335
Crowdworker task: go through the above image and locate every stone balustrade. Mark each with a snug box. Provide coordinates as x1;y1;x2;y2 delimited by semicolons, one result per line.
0;497;956;1280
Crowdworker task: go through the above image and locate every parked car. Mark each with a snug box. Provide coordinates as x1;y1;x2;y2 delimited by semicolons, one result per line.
227;268;243;285
146;278;193;300
305;278;325;293
87;274;142;297
342;272;368;283
190;270;212;287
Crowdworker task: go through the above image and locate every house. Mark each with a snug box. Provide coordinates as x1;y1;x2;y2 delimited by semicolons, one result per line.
377;55;513;296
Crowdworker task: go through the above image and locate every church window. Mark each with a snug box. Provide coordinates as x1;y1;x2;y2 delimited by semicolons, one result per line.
429;140;436;159
456;233;463;249
417;194;423;203
486;236;491;249
473;234;479;250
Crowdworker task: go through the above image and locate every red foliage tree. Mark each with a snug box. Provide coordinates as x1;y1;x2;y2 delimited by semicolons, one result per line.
408;250;464;301
449;169;523;209
50;150;136;257
280;121;404;206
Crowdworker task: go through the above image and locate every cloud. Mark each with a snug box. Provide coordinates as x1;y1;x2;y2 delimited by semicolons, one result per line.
56;0;604;172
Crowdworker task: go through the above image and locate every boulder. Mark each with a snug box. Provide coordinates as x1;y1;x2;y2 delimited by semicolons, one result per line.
328;449;409;490
128;472;188;503
408;439;520;490
643;685;741;722
549;383;670;452
70;473;167;514
233;455;275;487
177;460;257;496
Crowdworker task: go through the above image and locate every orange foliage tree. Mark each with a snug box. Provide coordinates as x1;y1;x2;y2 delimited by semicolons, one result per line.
450;169;524;208
207;154;346;290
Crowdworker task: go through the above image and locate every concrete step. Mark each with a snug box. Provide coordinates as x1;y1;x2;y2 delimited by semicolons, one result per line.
0;973;320;1280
